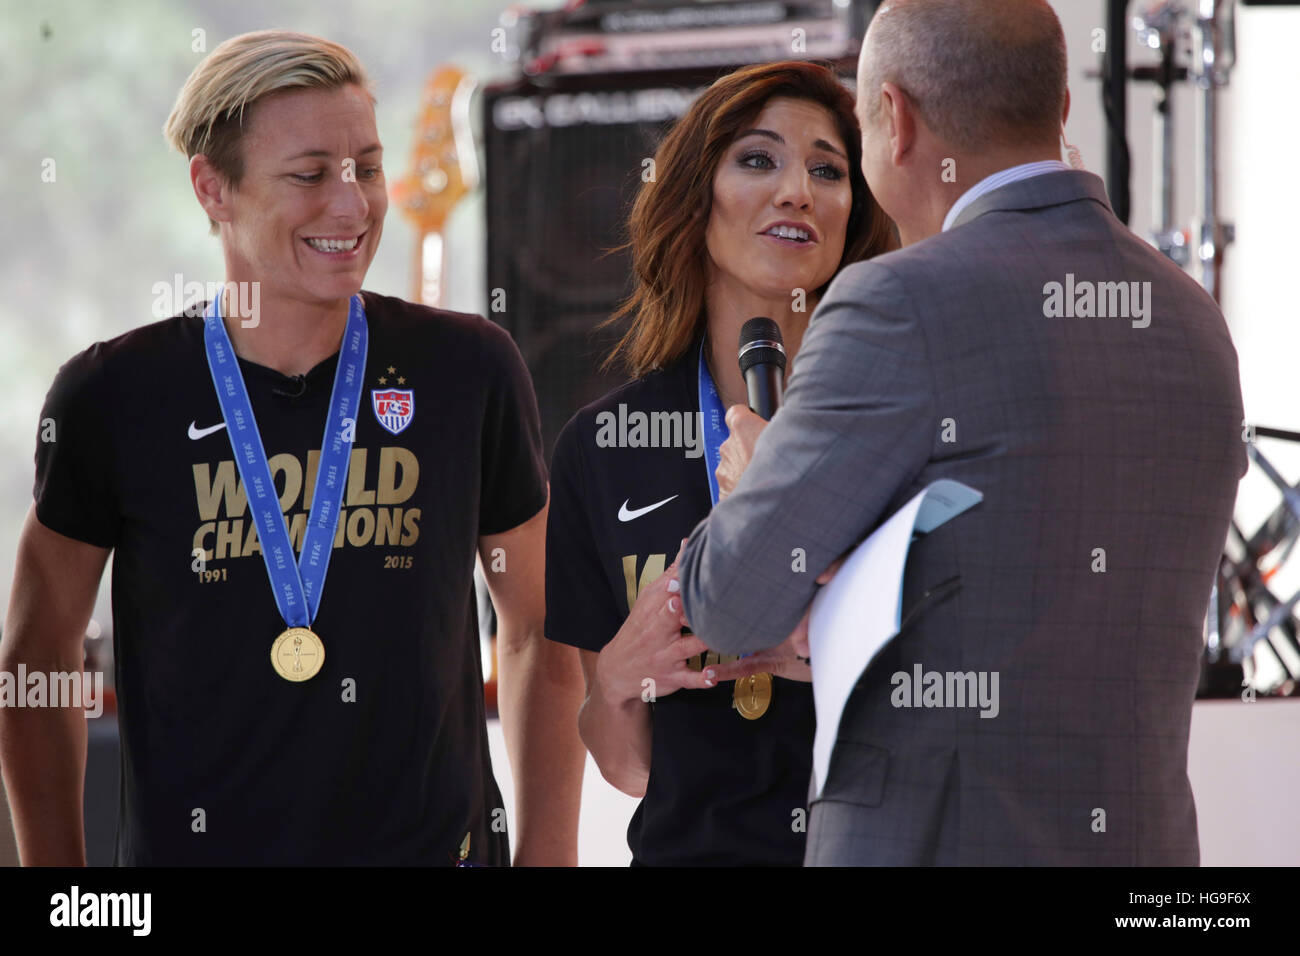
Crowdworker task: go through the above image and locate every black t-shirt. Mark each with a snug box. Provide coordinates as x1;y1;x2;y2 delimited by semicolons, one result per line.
545;341;815;866
33;290;547;865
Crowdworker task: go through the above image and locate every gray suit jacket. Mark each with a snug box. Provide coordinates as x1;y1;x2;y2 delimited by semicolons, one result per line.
678;171;1246;865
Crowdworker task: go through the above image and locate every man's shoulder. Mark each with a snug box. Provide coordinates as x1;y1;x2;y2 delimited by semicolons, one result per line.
827;197;1213;315
818;251;916;317
832;227;986;289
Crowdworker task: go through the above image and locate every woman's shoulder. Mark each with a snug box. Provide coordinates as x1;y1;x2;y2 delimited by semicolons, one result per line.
563;351;695;428
358;289;519;358
553;349;698;468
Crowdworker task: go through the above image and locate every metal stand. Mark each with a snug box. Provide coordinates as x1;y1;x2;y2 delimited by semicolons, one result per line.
1097;0;1236;298
1207;427;1300;697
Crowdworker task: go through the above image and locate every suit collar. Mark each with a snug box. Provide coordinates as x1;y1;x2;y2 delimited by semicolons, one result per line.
949;169;1113;230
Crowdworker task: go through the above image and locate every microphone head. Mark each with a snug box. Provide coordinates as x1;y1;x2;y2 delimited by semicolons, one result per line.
738;317;786;375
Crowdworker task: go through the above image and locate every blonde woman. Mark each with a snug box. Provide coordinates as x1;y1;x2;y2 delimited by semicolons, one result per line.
0;30;584;866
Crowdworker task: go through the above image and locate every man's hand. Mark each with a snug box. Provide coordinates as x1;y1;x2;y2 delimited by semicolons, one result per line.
681;555;847;684
706;627;811;683
716;405;768;500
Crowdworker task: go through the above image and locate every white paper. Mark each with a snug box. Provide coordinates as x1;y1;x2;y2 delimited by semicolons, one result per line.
808;479;983;796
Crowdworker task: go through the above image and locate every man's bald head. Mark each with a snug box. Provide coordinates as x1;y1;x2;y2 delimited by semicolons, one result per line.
859;0;1067;151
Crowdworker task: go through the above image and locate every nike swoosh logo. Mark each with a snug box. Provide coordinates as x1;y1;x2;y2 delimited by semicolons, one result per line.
188;421;228;440
618;495;678;522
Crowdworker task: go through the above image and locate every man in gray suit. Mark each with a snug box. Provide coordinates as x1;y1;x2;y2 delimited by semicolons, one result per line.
677;0;1246;865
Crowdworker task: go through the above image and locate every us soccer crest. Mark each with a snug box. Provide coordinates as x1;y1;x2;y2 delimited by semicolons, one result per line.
372;388;415;435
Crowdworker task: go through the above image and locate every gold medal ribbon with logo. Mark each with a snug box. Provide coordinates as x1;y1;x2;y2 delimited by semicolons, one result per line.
202;288;368;682
696;339;776;718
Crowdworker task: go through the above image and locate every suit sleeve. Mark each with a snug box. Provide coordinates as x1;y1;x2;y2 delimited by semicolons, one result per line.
678;261;935;654
544;413;624;652
478;319;548;536
33;345;121;548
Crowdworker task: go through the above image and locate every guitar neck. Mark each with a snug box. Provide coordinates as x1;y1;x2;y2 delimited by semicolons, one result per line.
398;65;478;310
412;229;446;308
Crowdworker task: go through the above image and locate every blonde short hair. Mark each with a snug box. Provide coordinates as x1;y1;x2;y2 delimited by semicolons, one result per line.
163;29;374;234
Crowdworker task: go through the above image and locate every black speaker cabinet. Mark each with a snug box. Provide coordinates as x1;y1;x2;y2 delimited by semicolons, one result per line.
483;56;859;460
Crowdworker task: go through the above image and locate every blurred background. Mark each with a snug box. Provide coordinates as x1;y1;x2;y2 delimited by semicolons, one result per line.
0;0;1297;866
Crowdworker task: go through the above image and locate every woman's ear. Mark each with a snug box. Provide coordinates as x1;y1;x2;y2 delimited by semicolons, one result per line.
191;154;233;228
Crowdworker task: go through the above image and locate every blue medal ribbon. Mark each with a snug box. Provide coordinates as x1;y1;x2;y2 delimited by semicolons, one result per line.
697;340;729;507
699;340;771;678
201;287;368;630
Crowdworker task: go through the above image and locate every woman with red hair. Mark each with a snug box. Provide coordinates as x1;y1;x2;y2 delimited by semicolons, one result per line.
546;60;895;865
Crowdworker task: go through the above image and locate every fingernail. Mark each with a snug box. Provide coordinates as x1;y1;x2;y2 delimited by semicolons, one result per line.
666;579;680;593
705;668;716;680
668;597;678;612
704;678;715;687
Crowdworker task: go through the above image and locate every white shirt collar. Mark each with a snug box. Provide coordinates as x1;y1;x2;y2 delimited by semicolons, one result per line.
942;160;1073;232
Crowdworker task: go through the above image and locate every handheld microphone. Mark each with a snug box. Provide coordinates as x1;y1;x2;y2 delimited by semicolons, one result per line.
738;317;786;420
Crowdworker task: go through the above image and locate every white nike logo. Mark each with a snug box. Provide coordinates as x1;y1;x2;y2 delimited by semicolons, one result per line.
188;421;228;440
618;495;678;522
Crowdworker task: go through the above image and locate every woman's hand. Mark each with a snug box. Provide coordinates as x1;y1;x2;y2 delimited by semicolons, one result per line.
595;539;716;704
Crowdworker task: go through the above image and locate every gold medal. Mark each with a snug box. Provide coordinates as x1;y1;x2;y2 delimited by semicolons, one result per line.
271;627;325;682
733;672;773;719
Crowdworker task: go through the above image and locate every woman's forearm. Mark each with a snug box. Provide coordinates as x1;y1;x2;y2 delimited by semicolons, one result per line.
0;696;88;866
579;660;652;798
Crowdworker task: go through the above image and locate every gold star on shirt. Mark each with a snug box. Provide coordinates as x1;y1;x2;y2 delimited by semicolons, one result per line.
397;376;406;385
387;365;396;374
378;376;387;385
